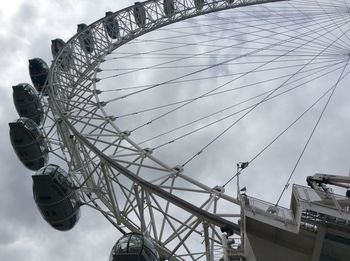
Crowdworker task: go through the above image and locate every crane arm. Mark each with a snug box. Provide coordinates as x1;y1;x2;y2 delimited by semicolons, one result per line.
307;173;350;196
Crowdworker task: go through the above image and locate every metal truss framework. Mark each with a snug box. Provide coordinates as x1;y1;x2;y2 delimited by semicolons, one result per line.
43;0;286;260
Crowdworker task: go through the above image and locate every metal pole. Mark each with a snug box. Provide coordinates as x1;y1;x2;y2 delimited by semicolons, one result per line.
221;234;229;261
203;222;212;261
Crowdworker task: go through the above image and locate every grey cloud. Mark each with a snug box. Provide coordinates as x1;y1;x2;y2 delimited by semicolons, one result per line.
1;1;133;261
2;0;350;260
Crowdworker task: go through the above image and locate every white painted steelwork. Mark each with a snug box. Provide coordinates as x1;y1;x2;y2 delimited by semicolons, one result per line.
22;0;350;260
46;1;286;259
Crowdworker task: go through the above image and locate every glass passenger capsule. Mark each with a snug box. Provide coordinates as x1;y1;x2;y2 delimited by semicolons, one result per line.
9;117;48;171
51;38;65;58
28;58;49;95
194;0;204;10
32;164;81;231
133;2;146;28
12;83;43;125
51;38;72;71
110;233;160;261
104;12;120;39
77;24;95;54
163;0;175;17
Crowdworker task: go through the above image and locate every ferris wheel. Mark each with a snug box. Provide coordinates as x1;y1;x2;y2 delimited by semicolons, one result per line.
9;0;350;260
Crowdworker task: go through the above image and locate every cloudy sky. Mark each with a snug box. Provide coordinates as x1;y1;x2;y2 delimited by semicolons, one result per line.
1;0;350;260
0;1;135;260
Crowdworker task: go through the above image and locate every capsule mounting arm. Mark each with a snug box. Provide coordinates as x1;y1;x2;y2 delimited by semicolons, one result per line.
307;173;350;197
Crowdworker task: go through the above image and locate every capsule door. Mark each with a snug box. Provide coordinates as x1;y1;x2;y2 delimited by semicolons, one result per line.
28;58;49;95
104;12;120;39
9;119;48;171
51;39;71;71
12;83;43;125
194;0;205;10
110;234;159;261
163;0;175;17
32;172;80;231
77;24;95;54
133;2;146;28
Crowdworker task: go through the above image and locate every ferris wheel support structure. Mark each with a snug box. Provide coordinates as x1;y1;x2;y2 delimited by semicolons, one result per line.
47;0;287;260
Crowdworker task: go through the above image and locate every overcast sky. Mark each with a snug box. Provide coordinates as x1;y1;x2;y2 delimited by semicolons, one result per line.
1;0;350;260
0;1;135;260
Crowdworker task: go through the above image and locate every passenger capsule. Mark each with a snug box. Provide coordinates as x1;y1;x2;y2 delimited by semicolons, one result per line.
9;117;48;171
51;38;71;71
110;233;160;261
163;0;175;17
51;38;65;58
12;83;43;125
32;164;81;231
133;2;146;28
29;58;49;95
104;12;120;39
194;0;204;10
77;24;95;54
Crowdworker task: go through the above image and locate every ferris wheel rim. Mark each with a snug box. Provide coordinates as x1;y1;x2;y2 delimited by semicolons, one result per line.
47;0;280;227
42;0;350;259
